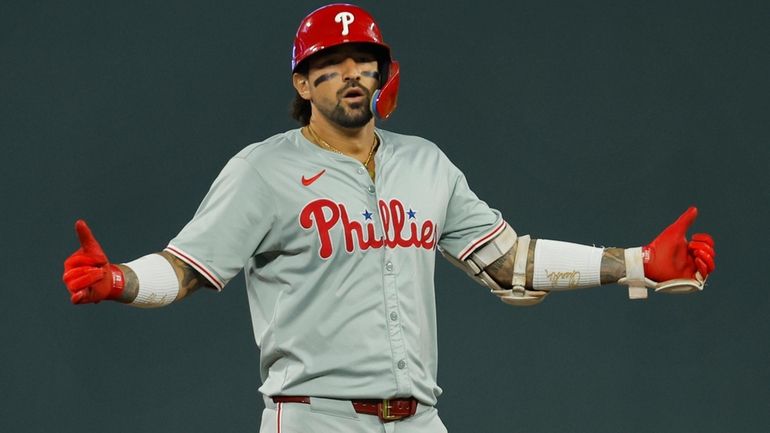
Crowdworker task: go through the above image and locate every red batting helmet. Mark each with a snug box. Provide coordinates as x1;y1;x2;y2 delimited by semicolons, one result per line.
292;3;401;119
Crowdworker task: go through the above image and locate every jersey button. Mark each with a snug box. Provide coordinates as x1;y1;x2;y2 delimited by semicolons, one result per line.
367;185;376;194
390;311;398;321
357;167;365;175
397;360;407;370
385;261;393;272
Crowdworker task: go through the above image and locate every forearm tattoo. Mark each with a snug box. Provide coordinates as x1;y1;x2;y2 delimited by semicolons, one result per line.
600;247;626;284
116;264;139;303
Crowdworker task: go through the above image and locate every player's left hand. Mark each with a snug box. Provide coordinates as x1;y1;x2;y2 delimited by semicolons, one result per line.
642;207;716;282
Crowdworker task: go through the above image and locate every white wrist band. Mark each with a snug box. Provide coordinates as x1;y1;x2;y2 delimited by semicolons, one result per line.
125;254;180;307
622;247;648;299
532;240;603;290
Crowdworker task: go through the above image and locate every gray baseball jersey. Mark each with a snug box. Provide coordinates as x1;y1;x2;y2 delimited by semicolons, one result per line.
166;128;503;405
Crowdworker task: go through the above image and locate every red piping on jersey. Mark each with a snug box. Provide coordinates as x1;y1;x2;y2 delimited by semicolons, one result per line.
458;220;507;261
164;246;224;290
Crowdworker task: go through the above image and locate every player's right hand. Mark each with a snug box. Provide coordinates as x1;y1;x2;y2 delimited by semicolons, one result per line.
62;220;125;304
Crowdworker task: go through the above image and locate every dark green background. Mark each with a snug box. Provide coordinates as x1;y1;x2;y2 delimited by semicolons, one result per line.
2;1;768;432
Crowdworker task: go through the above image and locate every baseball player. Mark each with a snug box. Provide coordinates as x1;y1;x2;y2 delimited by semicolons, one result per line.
62;4;716;432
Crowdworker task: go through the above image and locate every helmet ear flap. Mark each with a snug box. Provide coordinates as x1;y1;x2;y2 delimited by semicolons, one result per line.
371;61;400;119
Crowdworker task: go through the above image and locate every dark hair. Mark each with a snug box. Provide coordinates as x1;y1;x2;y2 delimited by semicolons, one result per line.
291;93;312;126
290;59;311;125
289;43;389;125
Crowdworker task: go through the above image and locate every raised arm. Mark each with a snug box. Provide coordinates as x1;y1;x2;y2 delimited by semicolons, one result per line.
62;220;211;307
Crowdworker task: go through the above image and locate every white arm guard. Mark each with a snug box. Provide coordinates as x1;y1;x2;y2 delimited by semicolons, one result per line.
618;247;705;300
441;224;548;307
124;254;180;307
532;240;603;290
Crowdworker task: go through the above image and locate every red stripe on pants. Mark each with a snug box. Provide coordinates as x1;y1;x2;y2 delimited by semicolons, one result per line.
277;402;282;433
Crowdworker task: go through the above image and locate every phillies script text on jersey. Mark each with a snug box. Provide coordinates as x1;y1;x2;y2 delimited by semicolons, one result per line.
300;198;438;259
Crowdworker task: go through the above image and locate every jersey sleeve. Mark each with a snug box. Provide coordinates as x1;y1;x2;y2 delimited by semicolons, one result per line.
438;167;505;261
165;157;276;290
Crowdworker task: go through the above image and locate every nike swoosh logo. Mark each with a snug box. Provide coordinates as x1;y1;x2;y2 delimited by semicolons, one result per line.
301;169;326;186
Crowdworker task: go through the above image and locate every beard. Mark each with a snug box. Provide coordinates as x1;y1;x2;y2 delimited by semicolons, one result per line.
328;101;372;128
317;83;374;128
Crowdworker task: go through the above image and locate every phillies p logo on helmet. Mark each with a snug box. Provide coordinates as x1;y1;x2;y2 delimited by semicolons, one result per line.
334;11;354;36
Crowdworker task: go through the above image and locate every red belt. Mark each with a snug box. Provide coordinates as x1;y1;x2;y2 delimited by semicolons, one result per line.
272;396;419;423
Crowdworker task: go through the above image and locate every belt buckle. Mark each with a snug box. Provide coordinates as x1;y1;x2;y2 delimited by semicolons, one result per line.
378;399;405;422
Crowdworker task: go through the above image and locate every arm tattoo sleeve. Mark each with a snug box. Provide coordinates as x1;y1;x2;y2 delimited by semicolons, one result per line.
600;247;626;284
116;264;139;303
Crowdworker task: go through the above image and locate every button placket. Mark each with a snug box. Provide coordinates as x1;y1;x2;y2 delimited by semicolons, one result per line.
383;274;408;392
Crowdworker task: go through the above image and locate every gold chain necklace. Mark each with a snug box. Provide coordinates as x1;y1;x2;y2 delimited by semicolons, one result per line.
306;124;378;171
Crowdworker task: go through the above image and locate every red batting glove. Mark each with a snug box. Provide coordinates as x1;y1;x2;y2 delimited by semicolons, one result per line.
642;207;716;282
62;220;125;304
